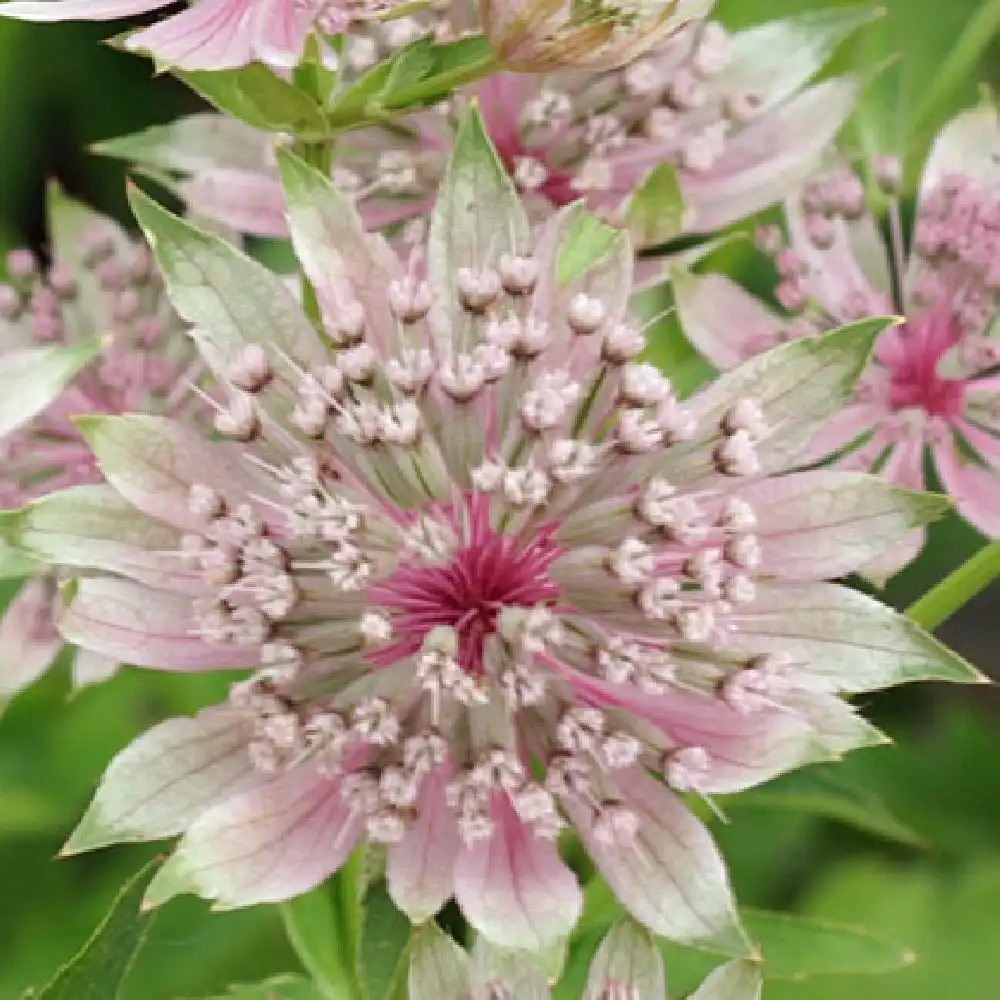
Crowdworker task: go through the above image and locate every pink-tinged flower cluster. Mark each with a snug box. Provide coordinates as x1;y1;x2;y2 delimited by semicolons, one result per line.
0;200;197;700
674;104;1000;576
478;0;708;73
46;131;975;952
105;12;862;245
0;0;411;70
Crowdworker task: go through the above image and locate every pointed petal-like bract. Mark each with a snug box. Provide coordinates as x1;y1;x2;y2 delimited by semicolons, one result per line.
454;793;583;950
0;579;62;706
408;923;471;1000
387;767;461;923
76;414;274;534
740;472;949;580
427;106;530;356
684;77;860;234
127;184;326;380
0;0;171;21
277;148;403;355
471;937;552;1000
8;484;192;593
144;766;363;909
60;577;258;672
63;709;260;853
731;582;986;693
0;341;104;438
564;767;748;955
665;319;889;485
584;917;666;1000
689;960;763;1000
671;268;783;370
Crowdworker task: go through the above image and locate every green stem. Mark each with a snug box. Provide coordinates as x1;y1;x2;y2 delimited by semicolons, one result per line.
905;540;1000;631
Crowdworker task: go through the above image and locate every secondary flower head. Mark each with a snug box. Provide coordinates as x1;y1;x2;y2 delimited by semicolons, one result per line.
48;115;977;953
0;0;412;70
110;10;867;245
674;103;1000;576
480;0;708;72
0;192;197;701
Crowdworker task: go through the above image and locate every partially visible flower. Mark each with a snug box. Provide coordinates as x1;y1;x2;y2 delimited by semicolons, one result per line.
0;195;198;699
44;121;977;953
673;103;1000;577
106;12;863;245
0;0;412;70
480;0;709;72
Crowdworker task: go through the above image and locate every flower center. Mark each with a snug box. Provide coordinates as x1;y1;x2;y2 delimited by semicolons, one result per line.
884;310;967;420
370;499;562;675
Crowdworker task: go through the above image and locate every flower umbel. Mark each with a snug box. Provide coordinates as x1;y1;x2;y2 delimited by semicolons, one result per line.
0;190;197;700
47;113;979;953
675;102;1000;576
109;10;866;249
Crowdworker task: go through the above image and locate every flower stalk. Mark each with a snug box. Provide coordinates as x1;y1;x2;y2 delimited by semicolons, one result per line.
906;539;1000;631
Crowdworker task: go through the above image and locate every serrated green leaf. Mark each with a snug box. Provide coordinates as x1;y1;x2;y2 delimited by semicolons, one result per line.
358;882;413;1000
556;209;622;286
728;766;927;848
177;65;327;138
626;163;688;248
21;859;158;1000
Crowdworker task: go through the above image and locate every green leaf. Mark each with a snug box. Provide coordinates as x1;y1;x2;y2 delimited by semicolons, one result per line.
21;859;159;1000
625;164;687;248
742;909;915;981
358;882;413;1000
191;976;325;1000
638;293;716;399
727;766;927;848
177;65;327;138
0;340;104;438
556;210;621;286
328;35;495;127
911;0;1000;134
280;848;366;1000
127;184;326;378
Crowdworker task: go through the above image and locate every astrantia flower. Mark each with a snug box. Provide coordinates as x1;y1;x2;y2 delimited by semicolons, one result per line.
0;192;197;699
0;0;410;70
38;114;978;952
674;103;1000;576
479;0;707;72
106;10;867;247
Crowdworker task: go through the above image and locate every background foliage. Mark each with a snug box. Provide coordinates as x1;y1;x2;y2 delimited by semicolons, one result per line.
1;2;999;997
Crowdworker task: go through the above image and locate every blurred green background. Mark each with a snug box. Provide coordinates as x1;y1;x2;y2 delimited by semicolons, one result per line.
1;3;999;998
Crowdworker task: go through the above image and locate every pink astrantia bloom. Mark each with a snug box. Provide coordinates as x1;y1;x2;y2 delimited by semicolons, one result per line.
101;10;866;245
674;103;1000;577
43;116;976;952
0;193;197;700
0;0;409;70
